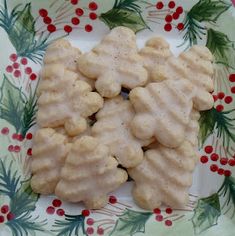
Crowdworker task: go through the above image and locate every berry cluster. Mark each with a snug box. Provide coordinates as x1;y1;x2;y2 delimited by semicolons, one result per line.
200;145;234;176
5;54;37;80
153;207;173;226
38;1;98;34
146;1;184;32
0;204;15;224
229;73;235;93
213;91;233;112
46;199;65;216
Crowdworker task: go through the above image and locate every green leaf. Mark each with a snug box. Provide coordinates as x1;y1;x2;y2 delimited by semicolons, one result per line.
100;0;149;33
10;180;39;217
0;159;21;199
109;209;152;236
52;214;86;236
206;28;235;63
192;193;221;234
188;0;231;23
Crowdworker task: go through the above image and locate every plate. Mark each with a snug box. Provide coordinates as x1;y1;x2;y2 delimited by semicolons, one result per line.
0;0;235;235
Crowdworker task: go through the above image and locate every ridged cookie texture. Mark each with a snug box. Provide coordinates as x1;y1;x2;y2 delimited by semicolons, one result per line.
55;136;128;209
44;39;95;88
128;141;198;210
154;45;214;111
129;79;194;148
78;26;148;98
37;64;103;136
139;37;173;82
92;96;152;168
30;128;70;194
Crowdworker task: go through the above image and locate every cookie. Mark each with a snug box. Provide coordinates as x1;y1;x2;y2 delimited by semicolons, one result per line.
92;96;153;168
139;37;173;82
30;128;70;194
78;27;148;97
129;79;194;148
55;136;128;209
37;64;103;136
128;140;197;209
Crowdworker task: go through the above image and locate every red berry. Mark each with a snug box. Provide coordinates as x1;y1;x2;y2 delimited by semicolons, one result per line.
17;134;24;141
20;58;28;65
12;133;18;139
164;23;172;31
224;96;233;104
156;1;164;9
210;164;218;172
52;199;62;207
75;8;84;16
82;209;90;217
87;218;94;225
85;24;93;32
165;220;173;226
97;227;104;235
228;159;235;166
13;62;19;69
1;205;9;214
210;153;219;162
172;12;179;20
10;54;18;62
229;74;235;82
26;133;33;140
217;92;225;99
200;155;208;163
14;145;21;153
155;214;163;221
27;148;32;156
165;15;172;22
86;227;94;235
89;12;97;20
56;209;65;216
1;127;9;135
47;24;56;33
109;195;117;204
220;157;228;165
6;65;13;73
224;170;231;177
30;73;37;81
14;70;21;78
64;25;73;33
204;145;213;154
168;1;176;8
46;206;55;214
43;16;52;24
8;145;14;152
153;208;161;214
7;212;15;221
216;104;224;112
71;17;80;25
165;207;172;214
176;6;183;14
70;0;79;5
213;95;218;102
217;168;224;175
89;2;98;11
25;67;32;74
39;9;48;17
231;86;235;93
0;215;4;223
177;23;184;30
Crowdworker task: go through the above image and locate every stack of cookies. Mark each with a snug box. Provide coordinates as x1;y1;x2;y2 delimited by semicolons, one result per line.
30;27;214;210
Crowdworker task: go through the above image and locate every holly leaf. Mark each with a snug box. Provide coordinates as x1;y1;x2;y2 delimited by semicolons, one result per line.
0;74;25;133
189;0;231;23
192;193;221;234
109;209;152;236
100;0;149;33
52;214;86;236
10;179;39;217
